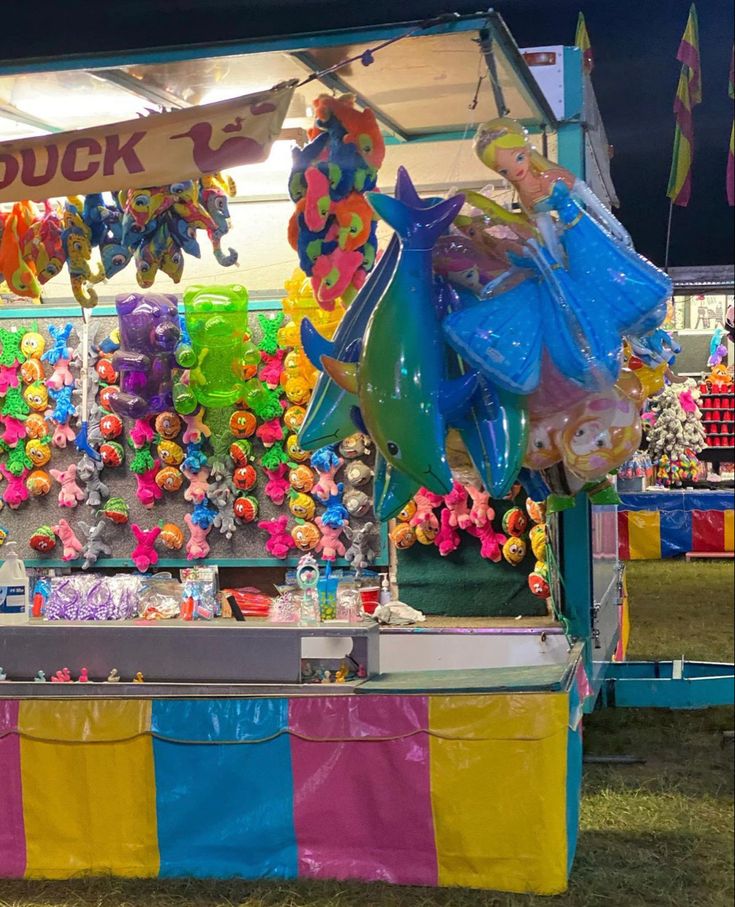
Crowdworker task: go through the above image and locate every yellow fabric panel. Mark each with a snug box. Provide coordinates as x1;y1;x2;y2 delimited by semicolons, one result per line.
724;511;734;552
620;572;630;659
627;511;660;560
429;693;569;895
19;700;158;879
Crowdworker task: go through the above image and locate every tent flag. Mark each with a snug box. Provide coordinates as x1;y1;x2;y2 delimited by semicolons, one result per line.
575;12;594;75
727;46;734;207
667;3;702;207
0;84;295;204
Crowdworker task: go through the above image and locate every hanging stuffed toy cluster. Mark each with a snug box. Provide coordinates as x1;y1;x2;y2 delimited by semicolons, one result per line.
287;93;385;309
0;172;238;305
298;117;675;526
644;380;707;487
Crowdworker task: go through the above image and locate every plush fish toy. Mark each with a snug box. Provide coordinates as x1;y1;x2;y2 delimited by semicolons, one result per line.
322;174;474;495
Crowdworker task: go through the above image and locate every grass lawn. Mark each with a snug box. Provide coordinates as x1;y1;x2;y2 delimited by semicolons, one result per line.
0;560;732;907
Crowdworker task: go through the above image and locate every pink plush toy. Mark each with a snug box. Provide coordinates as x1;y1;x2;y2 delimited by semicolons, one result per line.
264;464;290;505
183;466;211;503
45;357;75;391
467;522;507;563
183;513;211;560
50;464;85;508
258;515;294;559
410;487;443;531
182;407;211;444
434;507;461;556
129;418;155;448
1;416;26;446
311;448;343;501
444;481;471;530
136;461;163;508
256;417;284;448
1;465;29;509
258;351;285;389
315;517;346;561
130;524;161;572
53;518;83;561
52;419;76;449
467;485;492;528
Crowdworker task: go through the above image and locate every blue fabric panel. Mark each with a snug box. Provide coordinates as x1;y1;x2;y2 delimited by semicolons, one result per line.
565;688;583;874
151;699;297;879
620;491;734;513
658;509;692;558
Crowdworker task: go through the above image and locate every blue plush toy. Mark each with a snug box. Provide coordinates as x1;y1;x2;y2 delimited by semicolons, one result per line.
320;483;349;529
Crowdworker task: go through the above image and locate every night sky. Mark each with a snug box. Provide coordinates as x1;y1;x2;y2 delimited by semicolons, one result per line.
4;0;734;268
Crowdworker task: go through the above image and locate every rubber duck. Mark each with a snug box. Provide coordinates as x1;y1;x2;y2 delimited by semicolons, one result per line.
0;667;7;681
133;671;144;683
78;667;89;683
106;668;120;683
34;670;47;683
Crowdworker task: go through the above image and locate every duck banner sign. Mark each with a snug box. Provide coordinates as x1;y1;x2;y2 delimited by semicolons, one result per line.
0;83;295;203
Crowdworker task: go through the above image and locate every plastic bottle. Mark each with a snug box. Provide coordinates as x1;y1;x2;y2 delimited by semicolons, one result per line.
379;575;391;606
0;542;29;622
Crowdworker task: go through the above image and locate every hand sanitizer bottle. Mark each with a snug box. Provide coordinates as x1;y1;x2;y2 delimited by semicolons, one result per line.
379;575;391;606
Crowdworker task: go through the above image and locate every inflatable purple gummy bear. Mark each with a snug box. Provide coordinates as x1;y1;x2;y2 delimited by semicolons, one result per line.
110;293;181;419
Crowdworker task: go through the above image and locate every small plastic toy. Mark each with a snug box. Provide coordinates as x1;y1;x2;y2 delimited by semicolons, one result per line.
136;462;163;509
53;518;83;561
184;513;211;560
106;669;120;683
133;672;145;683
78;668;89;683
311;446;343;501
264;464;291;505
34;671;47;682
258;515;294;558
50;464;85;508
314;517;345;561
343;522;381;570
130;524;162;572
30;525;57;553
79;520;113;570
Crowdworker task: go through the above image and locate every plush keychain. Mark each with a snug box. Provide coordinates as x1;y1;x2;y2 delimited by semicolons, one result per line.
79;520;113;570
130;524;161;572
184;513;211;560
264;464;291;505
314;517;345;561
467;486;491;527
206;481;238;539
311;446;343;501
136;461;163;509
101;497;129;525
26;469;52;497
502;536;527;566
1;465;30;509
258;515;294;559
156;466;184;493
343;522;380;570
434;508;461;557
321;484;349;528
0;327;27;394
48;386;77;448
410;488;443;532
258;350;285;389
77;454;109;507
43;323;76;390
444;482;472;530
339;432;371;459
50;464;85;508
53;518;83;561
467;522;507;562
256;417;284;448
233;463;257;492
159;523;184;550
30;525;57;554
289;491;316;521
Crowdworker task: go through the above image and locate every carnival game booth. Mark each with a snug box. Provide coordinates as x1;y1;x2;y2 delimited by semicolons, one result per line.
0;11;721;896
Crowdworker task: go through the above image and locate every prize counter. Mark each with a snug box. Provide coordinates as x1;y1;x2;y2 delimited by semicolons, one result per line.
618;489;735;559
